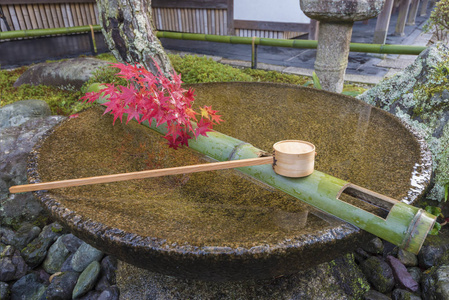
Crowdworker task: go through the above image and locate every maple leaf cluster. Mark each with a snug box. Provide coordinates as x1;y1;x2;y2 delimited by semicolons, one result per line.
81;61;223;149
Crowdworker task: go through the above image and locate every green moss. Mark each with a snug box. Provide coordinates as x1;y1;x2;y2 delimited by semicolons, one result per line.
2;52;368;117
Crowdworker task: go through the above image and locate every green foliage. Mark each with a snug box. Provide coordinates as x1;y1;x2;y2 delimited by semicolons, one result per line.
424;0;449;42
241;68;309;85
425;205;444;235
168;54;253;83
2;53;368;116
81;64;127;94
312;71;322;89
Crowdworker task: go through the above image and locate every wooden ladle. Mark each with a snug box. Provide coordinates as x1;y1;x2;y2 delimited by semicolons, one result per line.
9;140;316;193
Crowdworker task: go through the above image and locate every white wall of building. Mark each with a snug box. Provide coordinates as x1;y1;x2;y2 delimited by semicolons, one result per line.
234;0;309;23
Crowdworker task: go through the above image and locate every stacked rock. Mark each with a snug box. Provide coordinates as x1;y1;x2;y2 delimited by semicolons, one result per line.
0;100;119;300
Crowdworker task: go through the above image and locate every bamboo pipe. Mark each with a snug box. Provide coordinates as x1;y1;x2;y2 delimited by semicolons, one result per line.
9;156;273;193
0;24;101;40
0;26;427;55
143;118;436;255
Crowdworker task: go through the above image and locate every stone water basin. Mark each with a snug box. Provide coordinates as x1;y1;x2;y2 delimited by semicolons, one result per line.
29;82;431;281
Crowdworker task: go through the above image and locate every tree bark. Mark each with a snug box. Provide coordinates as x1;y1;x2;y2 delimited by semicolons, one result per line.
96;0;173;77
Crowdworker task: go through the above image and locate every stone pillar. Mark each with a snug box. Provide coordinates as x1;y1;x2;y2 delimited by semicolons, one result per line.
314;22;353;93
300;0;385;93
373;0;394;44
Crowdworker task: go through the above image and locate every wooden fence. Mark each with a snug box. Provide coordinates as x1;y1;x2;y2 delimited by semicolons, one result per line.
0;1;98;32
1;0;312;39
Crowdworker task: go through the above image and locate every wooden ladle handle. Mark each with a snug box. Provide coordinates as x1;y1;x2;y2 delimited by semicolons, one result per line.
9;156;273;193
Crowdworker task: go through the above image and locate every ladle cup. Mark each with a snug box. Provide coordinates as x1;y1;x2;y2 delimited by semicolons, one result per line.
9;140;315;193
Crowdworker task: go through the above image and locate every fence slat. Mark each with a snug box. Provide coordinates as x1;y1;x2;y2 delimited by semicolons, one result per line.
55;4;64;27
8;6;20;30
20;5;33;29
14;5;26;30
75;4;83;26
43;4;54;28
37;4;47;28
27;4;38;29
88;3;96;24
50;4;60;27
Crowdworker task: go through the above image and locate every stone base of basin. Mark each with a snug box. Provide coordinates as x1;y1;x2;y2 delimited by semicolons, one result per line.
116;257;370;299
29;82;431;281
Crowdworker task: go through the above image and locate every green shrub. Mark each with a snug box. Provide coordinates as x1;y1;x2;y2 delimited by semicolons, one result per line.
424;0;449;42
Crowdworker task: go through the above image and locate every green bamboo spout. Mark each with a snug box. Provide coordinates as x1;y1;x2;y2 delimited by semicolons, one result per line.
92;90;436;255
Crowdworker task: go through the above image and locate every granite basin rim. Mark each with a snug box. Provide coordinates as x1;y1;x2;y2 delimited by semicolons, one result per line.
27;82;432;281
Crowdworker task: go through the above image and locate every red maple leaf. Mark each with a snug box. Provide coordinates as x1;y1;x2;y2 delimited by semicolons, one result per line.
80;59;224;149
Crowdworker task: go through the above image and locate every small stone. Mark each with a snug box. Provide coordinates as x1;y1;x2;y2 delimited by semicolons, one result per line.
100;256;117;285
363;289;391;300
10;273;46;300
0;227;16;246
13;57;110;90
354;247;370;264
419;245;444;269
35;268;51;285
407;267;422;285
21;223;63;268
0;281;10;300
95;275;111;291
397;249;418;267
360;256;395;293
72;243;103;272
46;271;80;300
10;223;41;251
387;255;418;292
78;290;101;300
0;248;28;282
97;286;119;300
61;234;83;253
362;237;384;254
61;254;76;272
391;288;421;300
0;100;51;129
43;236;70;274
433;264;449;300
73;261;101;299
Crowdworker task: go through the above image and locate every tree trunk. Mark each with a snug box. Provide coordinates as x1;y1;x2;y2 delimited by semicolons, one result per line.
96;0;173;77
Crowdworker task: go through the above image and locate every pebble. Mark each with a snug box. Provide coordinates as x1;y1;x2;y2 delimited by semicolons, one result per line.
387;255;418;292
397;249;418;268
45;271;80;300
61;233;83;253
419;245;445;269
43;236;70;274
98;286;120;300
73;261;101;299
362;237;385;255
363;289;391;300
0;246;28;282
391;288;421;300
361;256;395;293
10;273;46;300
9;223;41;251
72;242;104;272
0;282;10;300
22;223;62;268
